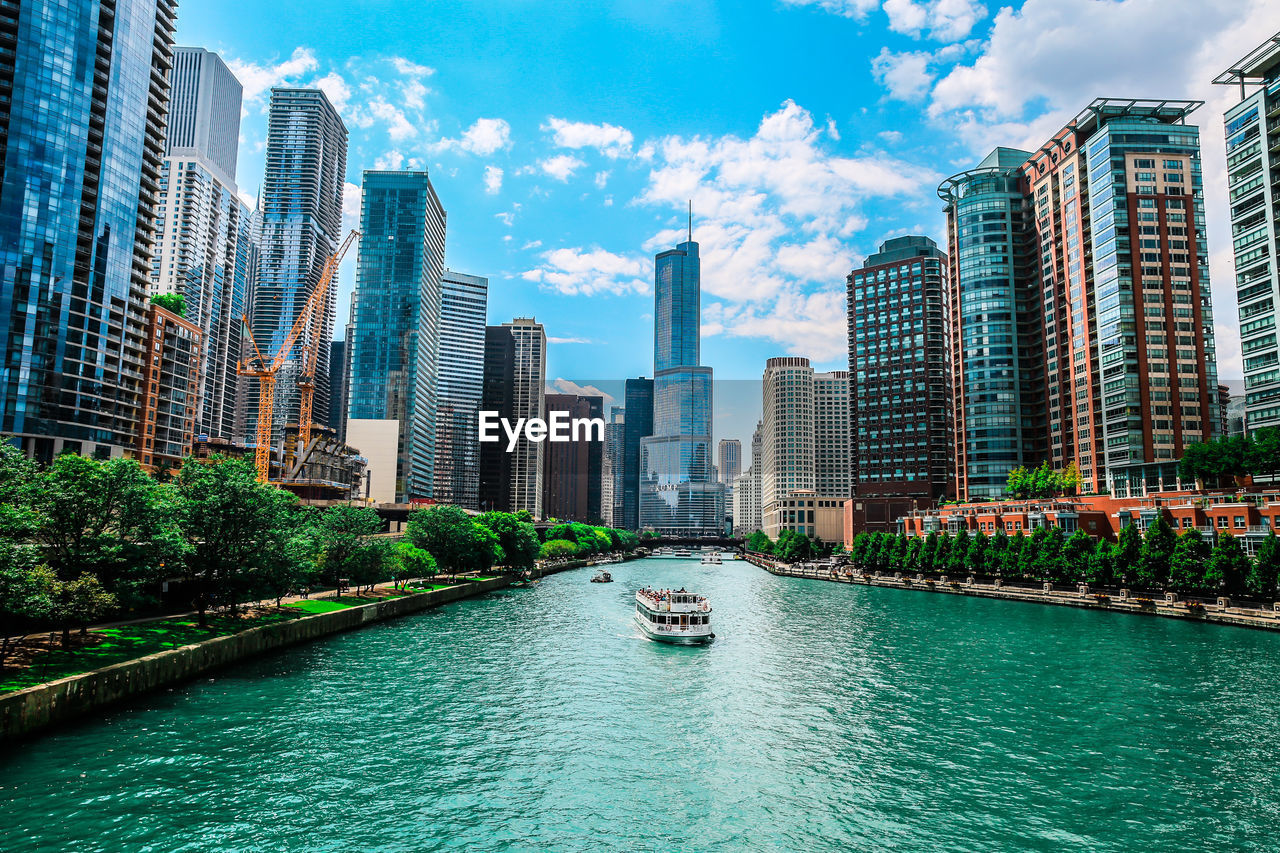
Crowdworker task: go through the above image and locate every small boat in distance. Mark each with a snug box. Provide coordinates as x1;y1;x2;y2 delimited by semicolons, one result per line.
701;552;722;565
672;549;693;557
591;570;613;583
634;587;714;644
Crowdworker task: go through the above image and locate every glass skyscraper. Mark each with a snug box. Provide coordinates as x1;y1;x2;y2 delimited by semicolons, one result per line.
248;88;347;448
639;240;723;535
435;269;487;508
621;377;653;531
346;171;445;502
0;0;177;461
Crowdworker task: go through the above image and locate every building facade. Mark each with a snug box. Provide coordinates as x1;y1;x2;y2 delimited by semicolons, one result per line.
0;0;177;461
346;170;445;502
478;326;516;513
137;302;202;471
542;393;604;522
478;319;546;516
150;46;251;441
248;88;347;448
435;270;487;508
602;407;626;527
718;439;742;484
847;235;952;531
1217;34;1280;433
622;377;654;531
639;240;723;535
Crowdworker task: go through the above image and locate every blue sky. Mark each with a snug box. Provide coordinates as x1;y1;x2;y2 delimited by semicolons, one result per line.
178;0;1278;446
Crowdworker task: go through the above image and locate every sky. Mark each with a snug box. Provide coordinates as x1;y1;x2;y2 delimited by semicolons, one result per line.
177;0;1280;448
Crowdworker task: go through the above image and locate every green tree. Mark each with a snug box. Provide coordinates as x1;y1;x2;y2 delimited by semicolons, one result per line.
50;572;116;644
1005;532;1026;579
746;530;773;555
987;526;1009;577
1087;537;1114;587
1138;513;1176;590
1111;524;1142;588
1247;532;1280;602
1060;530;1093;584
0;552;53;669
150;292;186;316
946;528;970;575
28;454;185;609
1206;532;1250;598
305;506;388;594
919;531;939;574
476;511;541;570
539;538;579;560
176;456;299;625
0;441;38;539
393;542;438;587
406;505;499;573
1169;529;1212;596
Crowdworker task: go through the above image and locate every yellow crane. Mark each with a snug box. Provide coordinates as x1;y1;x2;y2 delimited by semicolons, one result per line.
239;230;360;482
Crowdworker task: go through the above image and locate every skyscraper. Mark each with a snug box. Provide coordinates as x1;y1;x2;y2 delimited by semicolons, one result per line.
602;407;626;526
847;236;952;530
327;339;347;440
942;100;1222;500
542;393;604;522
639;238;723;535
1217;34;1280;433
346;170;445;502
0;0;177;461
718;439;742;485
435;270;488;508
478;319;546;515
940;147;1045;500
249;88;347;448
150;47;251;441
622;377;654;531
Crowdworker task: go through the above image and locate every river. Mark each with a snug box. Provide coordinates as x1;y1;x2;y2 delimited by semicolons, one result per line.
2;556;1279;852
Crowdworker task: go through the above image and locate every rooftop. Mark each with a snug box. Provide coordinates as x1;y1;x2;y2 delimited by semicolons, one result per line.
1214;32;1280;88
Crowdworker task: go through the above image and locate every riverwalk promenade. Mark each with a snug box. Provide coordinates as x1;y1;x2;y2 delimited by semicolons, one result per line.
746;554;1280;632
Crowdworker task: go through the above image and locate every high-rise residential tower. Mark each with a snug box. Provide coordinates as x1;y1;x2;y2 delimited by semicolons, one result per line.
639;238;723;535
0;0;177;461
249;88;347;448
435;270;488;508
478;319;546;515
622;377;654;531
346;171;445;501
150;46;252;441
1217;34;1280;433
846;236;952;530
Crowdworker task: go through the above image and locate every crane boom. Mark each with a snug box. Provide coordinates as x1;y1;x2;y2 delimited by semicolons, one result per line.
239;229;360;482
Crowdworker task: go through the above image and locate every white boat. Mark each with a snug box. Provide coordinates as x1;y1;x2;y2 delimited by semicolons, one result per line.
701;552;722;565
672;549;693;557
634;587;714;644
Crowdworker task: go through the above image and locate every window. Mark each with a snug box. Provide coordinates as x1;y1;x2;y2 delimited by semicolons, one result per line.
1235;515;1247;529
1216;516;1229;528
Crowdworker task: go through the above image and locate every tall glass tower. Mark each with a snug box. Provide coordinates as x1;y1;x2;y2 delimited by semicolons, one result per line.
435;269;487;508
640;238;723;535
346;170;445;502
0;0;177;461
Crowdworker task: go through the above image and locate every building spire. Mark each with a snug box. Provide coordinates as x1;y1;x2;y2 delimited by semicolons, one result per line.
687;199;692;242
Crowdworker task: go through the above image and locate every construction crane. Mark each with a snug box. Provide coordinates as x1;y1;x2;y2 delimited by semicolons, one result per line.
239;229;360;482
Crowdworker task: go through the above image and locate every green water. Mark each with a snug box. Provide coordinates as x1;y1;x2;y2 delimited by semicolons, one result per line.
2;558;1279;852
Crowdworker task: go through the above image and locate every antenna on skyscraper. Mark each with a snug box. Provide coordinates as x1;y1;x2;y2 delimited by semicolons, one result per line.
688;199;692;242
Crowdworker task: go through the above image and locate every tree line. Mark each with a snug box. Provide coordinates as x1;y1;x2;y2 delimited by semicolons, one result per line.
1178;428;1280;488
839;518;1279;602
0;445;637;667
744;529;837;563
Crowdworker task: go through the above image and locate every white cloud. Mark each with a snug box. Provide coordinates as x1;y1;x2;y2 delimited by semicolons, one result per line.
435;118;512;155
883;0;986;41
401;79;429;110
547;338;593;345
594;170;611;189
484;165;504;194
778;0;878;19
871;48;935;101
365;96;416;141
546;379;614;405
544;117;635;158
521;240;543;250
310;72;351;111
391;57;435;77
226;47;319;104
373;150;405;170
522;247;650;296
540;154;586;182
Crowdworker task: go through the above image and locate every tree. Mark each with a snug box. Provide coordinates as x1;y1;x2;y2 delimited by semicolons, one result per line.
50;572;116;644
0;441;38;540
919;531;939;574
947;528;970;575
1138;513;1176;591
1247;532;1280;603
1061;530;1093;584
746;530;773;555
177;456;299;625
1111;524;1142;588
475;512;541;570
1169;529;1212;596
1206;533;1250;598
393;542;437;587
539;539;579;560
406;505;499;573
987;527;1009;577
28;454;185;609
150;292;186;316
1087;537;1114;587
0;554;53;669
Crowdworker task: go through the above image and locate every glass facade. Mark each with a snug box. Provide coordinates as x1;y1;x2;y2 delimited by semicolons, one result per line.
621;377;653;531
640;241;723;535
249;88;347;448
0;0;176;461
435;269;487;508
347;171;445;502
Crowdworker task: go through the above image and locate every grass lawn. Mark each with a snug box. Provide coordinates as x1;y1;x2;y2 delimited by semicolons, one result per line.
0;611;300;695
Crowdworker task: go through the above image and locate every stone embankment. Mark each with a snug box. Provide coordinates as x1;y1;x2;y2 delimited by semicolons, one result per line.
745;554;1280;632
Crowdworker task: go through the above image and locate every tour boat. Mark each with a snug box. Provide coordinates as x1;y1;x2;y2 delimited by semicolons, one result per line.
701;552;722;565
634;587;714;644
672;549;693;557
591;570;613;583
